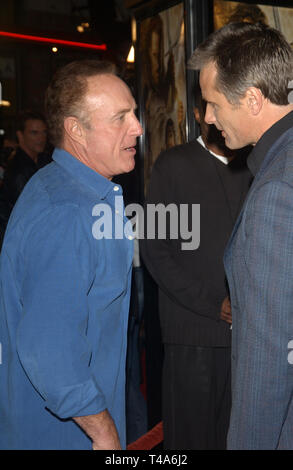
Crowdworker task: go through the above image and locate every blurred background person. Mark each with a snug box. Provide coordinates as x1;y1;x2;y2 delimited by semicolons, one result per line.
0;111;49;245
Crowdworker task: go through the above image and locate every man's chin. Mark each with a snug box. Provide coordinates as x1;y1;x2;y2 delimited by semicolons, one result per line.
120;158;136;175
126;160;136;173
224;136;240;150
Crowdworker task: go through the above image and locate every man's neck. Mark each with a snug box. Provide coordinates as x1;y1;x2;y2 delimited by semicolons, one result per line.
253;103;293;145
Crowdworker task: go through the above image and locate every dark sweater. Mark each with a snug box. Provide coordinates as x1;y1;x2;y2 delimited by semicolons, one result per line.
140;139;252;347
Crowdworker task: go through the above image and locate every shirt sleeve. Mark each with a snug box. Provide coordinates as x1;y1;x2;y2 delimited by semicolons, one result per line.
15;204;107;419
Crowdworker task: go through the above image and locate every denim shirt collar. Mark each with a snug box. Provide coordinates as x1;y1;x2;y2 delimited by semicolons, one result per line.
52;148;121;200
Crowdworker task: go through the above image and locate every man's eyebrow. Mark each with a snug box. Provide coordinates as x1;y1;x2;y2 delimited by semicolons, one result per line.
112;104;138;118
114;108;130;116
202;97;214;105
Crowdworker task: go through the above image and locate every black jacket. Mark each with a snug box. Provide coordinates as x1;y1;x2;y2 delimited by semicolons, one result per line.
0;147;51;244
140;139;252;347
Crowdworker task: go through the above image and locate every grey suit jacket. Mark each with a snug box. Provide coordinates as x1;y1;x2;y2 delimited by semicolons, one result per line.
224;126;293;449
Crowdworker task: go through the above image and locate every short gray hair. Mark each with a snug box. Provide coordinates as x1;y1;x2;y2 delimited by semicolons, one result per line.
188;22;293;105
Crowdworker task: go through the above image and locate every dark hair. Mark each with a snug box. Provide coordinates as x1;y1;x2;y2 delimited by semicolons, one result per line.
188;22;293;105
16;110;46;132
45;59;117;147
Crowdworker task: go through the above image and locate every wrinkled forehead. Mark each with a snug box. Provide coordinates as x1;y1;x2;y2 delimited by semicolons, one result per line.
84;74;135;112
199;62;218;100
199;62;217;90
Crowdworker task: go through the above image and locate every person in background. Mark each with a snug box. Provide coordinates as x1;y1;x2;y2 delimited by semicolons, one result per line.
0;111;48;244
140;82;252;449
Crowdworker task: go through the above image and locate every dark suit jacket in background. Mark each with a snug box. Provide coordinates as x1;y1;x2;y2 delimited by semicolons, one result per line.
141;139;252;347
0;147;52;246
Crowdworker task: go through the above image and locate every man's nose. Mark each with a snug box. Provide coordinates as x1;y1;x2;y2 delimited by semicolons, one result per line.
131;115;143;137
205;103;216;125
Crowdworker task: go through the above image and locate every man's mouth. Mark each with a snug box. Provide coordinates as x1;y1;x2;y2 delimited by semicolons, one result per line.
123;146;136;153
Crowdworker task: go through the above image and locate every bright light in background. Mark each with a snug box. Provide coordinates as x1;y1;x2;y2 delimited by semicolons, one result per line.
77;22;90;34
131;17;137;43
127;45;135;63
128;17;136;64
0;82;11;107
0;100;11;107
52;47;58;53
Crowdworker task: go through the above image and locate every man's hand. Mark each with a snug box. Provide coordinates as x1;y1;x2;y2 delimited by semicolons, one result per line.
220;296;232;324
73;409;121;450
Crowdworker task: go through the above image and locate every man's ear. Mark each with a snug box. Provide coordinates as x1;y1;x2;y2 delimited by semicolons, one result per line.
63;117;86;145
245;87;264;116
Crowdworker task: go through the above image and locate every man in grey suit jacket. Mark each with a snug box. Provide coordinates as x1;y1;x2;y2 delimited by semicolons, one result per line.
189;22;293;449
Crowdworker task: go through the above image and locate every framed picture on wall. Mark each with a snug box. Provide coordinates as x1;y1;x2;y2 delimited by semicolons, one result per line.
213;0;293;46
136;0;187;193
131;0;213;196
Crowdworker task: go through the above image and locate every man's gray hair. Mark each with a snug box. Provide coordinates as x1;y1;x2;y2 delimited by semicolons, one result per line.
188;22;293;105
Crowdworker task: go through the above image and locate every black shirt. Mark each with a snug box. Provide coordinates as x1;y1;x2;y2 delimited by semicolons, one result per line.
0;147;52;245
247;111;293;177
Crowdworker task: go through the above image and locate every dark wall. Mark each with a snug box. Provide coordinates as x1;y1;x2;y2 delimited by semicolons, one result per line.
0;0;132;142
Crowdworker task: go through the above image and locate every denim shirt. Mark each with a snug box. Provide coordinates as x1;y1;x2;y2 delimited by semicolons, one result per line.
0;148;133;449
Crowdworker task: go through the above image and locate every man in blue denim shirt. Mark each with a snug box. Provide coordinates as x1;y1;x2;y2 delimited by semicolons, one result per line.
0;60;143;449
